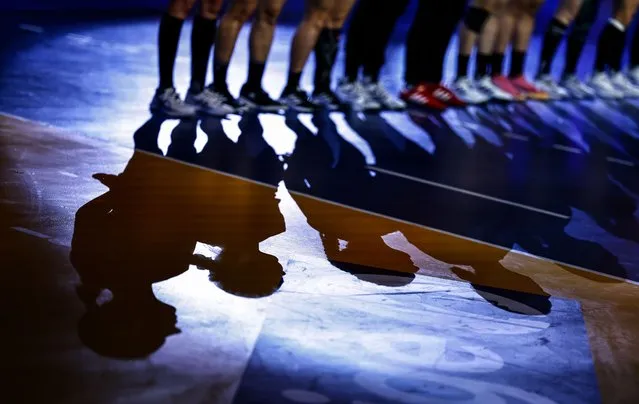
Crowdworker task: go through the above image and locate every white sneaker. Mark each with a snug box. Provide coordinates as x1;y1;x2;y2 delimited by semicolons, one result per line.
561;75;596;99
335;79;380;111
364;80;406;110
452;77;490;104
150;88;197;118
610;72;639;98
629;66;639;85
590;72;625;99
476;76;514;101
535;75;569;99
186;87;236;116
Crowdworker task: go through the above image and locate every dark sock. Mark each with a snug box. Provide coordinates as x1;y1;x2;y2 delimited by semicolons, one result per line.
190;15;217;93
596;20;625;72
245;61;266;91
158;13;184;90
476;53;491;77
565;37;584;77
632;24;639;68
539;18;568;75
314;28;340;93
492;53;505;76
362;64;381;82
457;54;470;79
284;71;302;93
510;51;525;77
213;59;229;92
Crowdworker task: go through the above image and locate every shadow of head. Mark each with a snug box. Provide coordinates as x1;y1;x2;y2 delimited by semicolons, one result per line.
78;295;179;359
196;250;284;298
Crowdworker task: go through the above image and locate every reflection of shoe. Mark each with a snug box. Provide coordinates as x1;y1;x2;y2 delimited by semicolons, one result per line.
561;75;596;99
150;88;197;118
452;77;491;104
400;84;448;110
535;75;569;99
590;72;625;99
491;75;525;101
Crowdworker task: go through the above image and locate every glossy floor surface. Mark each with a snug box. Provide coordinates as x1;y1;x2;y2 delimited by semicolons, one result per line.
2;13;639;404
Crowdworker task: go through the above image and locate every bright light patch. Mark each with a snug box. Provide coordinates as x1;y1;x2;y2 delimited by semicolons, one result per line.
298;113;318;135
195;123;209;153
259;114;297;156
157;120;180;155
222;114;242;143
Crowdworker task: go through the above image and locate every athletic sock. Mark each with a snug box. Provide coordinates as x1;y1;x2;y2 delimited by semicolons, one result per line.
539;18;568;76
492;53;505;76
457;54;470;79
213;59;230;92
190;15;217;93
245;61;266;92
596;19;625;72
476;53;491;77
284;71;302;94
509;51;525;77
158;13;184;90
314;28;340;93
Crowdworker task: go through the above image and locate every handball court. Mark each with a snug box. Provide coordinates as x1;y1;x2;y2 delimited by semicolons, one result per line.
1;12;639;404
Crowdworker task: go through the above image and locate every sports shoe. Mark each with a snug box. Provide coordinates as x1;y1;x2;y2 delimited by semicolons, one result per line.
610;72;639;97
399;84;448;110
476;76;515;101
279;88;316;112
491;75;525;101
311;89;342;110
150;88;197;118
535;75;569;100
335;79;380;111
185;87;236;116
511;75;550;101
239;85;285;112
364;80;406;110
561;75;596;99
590;72;625;99
629;66;639;85
451;77;491;104
428;83;466;107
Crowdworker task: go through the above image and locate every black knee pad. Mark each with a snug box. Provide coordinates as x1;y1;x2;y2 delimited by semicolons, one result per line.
464;6;490;34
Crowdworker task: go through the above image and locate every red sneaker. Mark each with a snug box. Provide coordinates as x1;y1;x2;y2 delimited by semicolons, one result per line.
400;84;448;110
428;83;467;107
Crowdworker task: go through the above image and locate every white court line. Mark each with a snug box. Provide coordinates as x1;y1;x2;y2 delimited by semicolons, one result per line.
367;166;570;220
58;170;78;178
606;157;636;167
11;227;50;239
552;144;582;154
503;132;529;141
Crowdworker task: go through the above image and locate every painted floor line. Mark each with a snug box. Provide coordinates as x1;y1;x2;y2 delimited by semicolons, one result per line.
11;226;50;239
19;24;44;33
58;170;79;178
606;157;635;167
367;166;570;220
503;132;530;141
552;144;582;154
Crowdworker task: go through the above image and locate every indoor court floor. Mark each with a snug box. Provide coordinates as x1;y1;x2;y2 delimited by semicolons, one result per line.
1;13;639;404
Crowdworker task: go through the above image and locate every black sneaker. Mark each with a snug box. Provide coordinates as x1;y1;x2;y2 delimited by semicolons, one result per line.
280;88;316;112
210;85;245;113
311;89;342;111
239;85;285;112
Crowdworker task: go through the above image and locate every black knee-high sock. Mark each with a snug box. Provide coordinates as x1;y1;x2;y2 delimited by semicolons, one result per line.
539;18;568;76
476;53;491;78
633;24;639;68
213;59;229;92
158;13;185;90
284;71;302;94
595;19;626;72
457;55;470;79
245;61;266;91
314;28;340;93
190;15;217;93
510;51;525;77
492;53;505;76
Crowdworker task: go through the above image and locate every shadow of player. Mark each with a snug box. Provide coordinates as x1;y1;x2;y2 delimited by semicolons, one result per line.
70;114;286;358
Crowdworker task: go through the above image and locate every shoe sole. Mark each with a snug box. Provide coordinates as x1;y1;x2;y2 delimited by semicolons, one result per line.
239;97;285;113
150;106;197;119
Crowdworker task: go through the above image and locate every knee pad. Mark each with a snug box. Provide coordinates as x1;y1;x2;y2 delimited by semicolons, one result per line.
464;6;491;34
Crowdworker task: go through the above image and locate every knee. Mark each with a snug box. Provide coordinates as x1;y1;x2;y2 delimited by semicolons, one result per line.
523;0;544;16
200;0;223;19
304;1;332;29
256;2;284;26
556;0;582;22
226;0;258;24
168;0;197;19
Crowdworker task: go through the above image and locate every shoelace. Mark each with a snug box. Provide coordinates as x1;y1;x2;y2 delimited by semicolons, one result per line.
370;84;394;102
